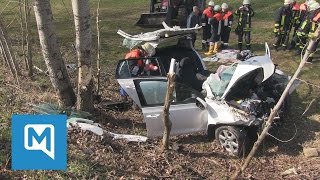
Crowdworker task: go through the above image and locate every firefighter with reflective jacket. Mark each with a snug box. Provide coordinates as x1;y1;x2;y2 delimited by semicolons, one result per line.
306;2;320;63
235;0;254;51
201;1;215;50
290;0;316;50
294;0;316;55
205;5;223;56
273;0;293;50
299;0;314;21
289;0;301;49
221;3;233;49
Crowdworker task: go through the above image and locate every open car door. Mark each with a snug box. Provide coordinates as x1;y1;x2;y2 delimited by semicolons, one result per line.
116;58;208;137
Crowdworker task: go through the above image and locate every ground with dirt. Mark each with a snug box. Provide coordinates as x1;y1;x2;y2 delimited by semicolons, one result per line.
0;0;319;179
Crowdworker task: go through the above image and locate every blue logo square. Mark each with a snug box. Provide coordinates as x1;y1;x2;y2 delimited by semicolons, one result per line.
12;115;67;170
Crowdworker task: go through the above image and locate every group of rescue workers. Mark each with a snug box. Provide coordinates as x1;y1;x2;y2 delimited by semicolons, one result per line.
187;0;254;55
120;0;320;100
273;0;320;63
187;0;319;63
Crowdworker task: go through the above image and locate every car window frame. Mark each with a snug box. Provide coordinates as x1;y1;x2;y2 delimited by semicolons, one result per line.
134;79;205;108
116;57;166;79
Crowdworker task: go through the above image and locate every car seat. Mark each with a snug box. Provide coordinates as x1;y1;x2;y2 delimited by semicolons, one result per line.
176;57;204;91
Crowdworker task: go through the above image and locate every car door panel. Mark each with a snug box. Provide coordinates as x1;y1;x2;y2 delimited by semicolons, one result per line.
135;80;208;137
143;104;207;137
116;59;208;138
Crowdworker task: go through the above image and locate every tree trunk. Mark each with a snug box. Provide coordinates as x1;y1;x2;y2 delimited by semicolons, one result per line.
33;0;76;107
162;58;176;150
71;0;94;112
0;19;20;83
25;0;33;77
231;25;320;180
96;0;101;95
18;0;27;69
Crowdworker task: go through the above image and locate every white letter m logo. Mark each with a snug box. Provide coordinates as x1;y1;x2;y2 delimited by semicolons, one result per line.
24;124;55;159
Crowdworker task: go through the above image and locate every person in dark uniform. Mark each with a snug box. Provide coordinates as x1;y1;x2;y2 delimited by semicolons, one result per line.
187;6;201;47
221;3;233;49
306;2;320;63
235;0;254;51
288;0;301;50
293;1;315;55
205;5;223;55
273;0;293;50
201;1;215;50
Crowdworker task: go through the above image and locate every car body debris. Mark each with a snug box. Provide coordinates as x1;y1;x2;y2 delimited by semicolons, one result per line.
31;104;148;143
68;119;148;143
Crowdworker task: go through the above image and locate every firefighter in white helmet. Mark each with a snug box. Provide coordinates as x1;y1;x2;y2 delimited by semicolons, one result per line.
235;0;255;51
205;5;223;55
201;1;215;50
220;3;233;49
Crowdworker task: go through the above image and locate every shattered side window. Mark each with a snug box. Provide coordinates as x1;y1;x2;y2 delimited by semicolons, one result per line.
116;58;166;79
139;81;168;106
117;61;131;78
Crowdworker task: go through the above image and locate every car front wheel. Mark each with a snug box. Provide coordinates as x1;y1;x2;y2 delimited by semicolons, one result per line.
215;126;249;157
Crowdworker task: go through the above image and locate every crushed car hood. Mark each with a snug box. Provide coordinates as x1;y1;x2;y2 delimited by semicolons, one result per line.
221;43;275;99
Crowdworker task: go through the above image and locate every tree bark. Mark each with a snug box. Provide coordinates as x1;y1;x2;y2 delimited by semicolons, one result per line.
231;25;320;180
24;0;33;77
162;59;176;150
71;0;94;112
96;0;101;95
18;0;26;69
33;0;76;107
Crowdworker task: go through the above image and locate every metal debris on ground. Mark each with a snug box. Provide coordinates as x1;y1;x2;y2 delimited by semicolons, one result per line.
31;103;147;142
280;167;298;176
68;118;147;142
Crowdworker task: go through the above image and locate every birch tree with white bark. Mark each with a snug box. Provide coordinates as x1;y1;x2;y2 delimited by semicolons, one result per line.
34;0;76;107
71;0;94;112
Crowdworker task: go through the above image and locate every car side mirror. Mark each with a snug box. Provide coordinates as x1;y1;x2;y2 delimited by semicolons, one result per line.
196;97;207;110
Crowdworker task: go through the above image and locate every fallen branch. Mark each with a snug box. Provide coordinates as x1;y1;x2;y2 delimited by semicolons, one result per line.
231;25;320;179
0;18;20;84
33;65;48;75
301;98;316;116
296;78;320;89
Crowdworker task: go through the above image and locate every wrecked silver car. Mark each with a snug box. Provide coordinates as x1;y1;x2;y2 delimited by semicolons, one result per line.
116;26;294;156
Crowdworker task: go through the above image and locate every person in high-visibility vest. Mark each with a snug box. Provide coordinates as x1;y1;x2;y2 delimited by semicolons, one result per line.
201;1;215;50
205;5;223;55
273;0;293;50
306;2;320;63
288;0;301;50
290;0;316;50
235;0;254;51
221;3;233;49
293;0;317;55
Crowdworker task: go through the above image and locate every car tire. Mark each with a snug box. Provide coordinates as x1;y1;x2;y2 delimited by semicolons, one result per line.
215;126;249;157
